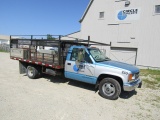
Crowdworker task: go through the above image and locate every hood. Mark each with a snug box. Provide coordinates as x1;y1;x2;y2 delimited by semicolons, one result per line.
97;60;139;73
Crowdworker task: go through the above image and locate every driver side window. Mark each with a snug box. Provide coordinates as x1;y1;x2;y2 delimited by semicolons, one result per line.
70;48;78;61
70;48;92;63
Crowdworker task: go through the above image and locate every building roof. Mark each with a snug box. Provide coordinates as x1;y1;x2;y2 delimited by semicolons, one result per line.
61;31;81;40
64;31;80;36
0;35;10;40
79;0;94;23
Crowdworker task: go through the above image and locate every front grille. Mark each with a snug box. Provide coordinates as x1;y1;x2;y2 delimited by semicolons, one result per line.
135;72;139;79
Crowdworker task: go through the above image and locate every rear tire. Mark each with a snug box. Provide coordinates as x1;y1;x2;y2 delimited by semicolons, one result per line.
99;78;121;100
27;66;39;79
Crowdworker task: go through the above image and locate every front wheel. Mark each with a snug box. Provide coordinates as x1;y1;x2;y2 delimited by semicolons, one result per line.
99;78;121;100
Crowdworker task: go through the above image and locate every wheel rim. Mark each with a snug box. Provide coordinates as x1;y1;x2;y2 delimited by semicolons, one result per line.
28;67;34;76
102;83;115;96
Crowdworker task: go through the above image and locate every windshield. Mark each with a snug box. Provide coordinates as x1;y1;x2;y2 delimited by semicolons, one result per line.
88;48;111;62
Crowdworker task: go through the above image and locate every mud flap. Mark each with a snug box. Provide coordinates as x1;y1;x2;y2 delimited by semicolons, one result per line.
19;61;27;74
138;81;142;88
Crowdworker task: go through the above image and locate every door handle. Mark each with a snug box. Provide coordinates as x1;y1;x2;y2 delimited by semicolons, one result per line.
67;63;71;65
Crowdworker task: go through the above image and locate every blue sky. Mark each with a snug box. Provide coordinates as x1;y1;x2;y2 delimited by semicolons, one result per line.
0;0;89;35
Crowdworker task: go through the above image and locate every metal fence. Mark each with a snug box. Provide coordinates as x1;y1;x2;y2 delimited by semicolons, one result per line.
0;44;10;52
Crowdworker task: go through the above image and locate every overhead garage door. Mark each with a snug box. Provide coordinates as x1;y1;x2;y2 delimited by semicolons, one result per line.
110;47;137;65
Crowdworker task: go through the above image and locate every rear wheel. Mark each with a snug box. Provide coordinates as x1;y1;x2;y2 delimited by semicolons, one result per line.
99;78;121;100
27;66;39;79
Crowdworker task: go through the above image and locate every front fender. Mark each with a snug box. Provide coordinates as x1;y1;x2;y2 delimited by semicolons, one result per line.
94;72;124;89
96;71;125;81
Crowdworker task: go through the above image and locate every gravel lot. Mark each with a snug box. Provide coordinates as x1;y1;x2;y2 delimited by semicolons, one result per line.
0;52;160;120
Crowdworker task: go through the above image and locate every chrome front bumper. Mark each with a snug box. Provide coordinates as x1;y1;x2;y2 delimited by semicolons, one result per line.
123;78;142;91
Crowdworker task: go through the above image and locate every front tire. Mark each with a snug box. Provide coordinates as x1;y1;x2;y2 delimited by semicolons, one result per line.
99;78;121;100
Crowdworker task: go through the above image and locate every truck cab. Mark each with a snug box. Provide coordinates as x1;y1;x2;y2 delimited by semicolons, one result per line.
65;46;141;100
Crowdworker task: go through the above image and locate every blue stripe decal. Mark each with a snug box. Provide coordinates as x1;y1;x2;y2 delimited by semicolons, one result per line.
95;61;139;73
65;71;97;84
95;63;125;70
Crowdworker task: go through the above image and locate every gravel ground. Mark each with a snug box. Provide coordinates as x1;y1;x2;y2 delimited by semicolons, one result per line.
0;52;160;120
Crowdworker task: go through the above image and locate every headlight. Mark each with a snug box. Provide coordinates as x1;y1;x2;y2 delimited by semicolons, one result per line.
128;74;135;82
128;72;139;82
132;74;136;79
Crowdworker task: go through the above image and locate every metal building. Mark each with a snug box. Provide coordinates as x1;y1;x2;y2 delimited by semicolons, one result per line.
0;35;10;44
75;0;160;68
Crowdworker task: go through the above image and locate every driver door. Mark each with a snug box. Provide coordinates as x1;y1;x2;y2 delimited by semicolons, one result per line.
65;48;86;82
65;48;95;84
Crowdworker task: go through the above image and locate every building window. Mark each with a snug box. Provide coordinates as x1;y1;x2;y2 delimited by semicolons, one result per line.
99;12;104;18
155;5;160;14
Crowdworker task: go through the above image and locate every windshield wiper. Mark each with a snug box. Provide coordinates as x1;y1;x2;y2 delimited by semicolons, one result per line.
105;58;111;61
96;58;111;62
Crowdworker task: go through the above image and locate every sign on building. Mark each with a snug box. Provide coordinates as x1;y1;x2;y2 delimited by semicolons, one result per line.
116;8;141;21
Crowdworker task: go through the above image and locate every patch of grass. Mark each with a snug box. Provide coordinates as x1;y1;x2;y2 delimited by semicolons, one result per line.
143;79;158;89
141;69;160;84
142;78;159;89
143;79;158;85
156;77;160;82
140;69;160;76
0;49;8;52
